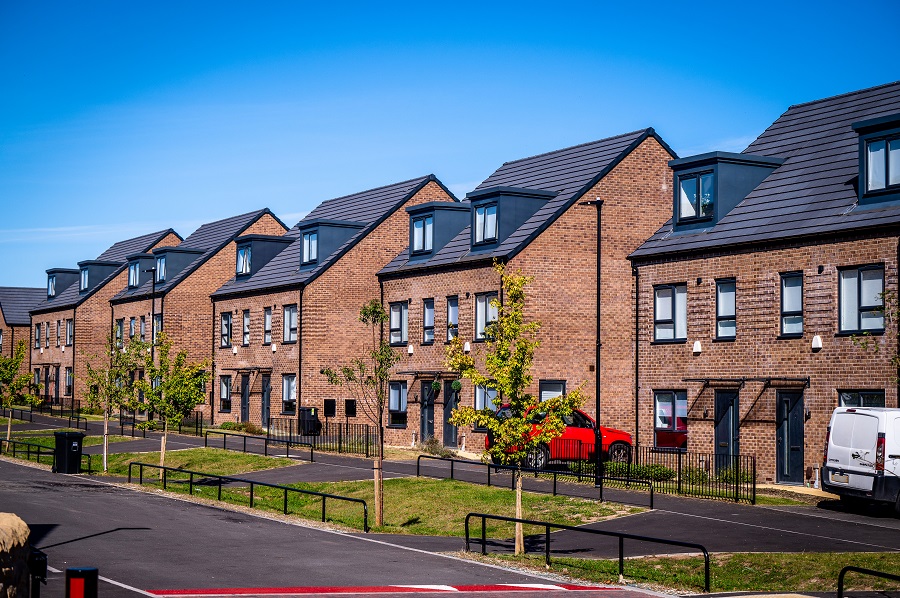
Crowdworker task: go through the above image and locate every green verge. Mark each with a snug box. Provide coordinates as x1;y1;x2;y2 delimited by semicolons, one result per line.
10;431;131;448
486;552;900;593
99;447;293;477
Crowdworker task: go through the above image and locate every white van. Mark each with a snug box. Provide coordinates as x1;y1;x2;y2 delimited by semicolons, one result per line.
822;407;900;513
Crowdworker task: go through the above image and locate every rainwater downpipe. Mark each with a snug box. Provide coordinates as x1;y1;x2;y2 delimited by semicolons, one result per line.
297;284;305;411
632;263;640;448
580;199;603;425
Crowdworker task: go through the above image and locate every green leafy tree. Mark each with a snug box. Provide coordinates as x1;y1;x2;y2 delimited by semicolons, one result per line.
852;289;900;381
1;339;42;441
137;332;209;477
446;262;585;554
83;331;148;471
321;299;401;527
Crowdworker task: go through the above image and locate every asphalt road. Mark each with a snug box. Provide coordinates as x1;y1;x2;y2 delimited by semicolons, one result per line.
1;459;663;598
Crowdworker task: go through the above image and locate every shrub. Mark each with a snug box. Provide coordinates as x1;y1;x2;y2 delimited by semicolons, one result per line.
217;421;264;435
681;466;710;484
219;422;239;431
418;436;456;459
603;462;676;481
717;467;755;484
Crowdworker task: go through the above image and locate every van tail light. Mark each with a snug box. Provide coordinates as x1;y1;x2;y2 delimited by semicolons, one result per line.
823;427;830;464
875;434;885;472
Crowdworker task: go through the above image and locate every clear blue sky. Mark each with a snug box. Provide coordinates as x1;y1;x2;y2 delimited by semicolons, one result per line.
2;1;898;287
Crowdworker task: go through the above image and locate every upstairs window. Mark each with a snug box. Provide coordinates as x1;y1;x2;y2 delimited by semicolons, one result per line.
780;272;803;336
152;314;163;342
475;293;498;340
263;307;272;344
56;321;61;346
474;204;498;244
678;172;714;221
446;296;458;341
155;256;166;282
220;313;232;347
115;319;124;348
139;316;145;342
44;322;49;348
65;319;74;346
128;262;140;288
283;304;298;342
47;275;56;298
80;268;89;291
129;317;136;339
654;284;687;342
34;324;40;349
716;279;736;339
422;299;435;343
839;265;884;333
236;245;251;275
388;381;407;427
242;310;250;345
389;302;408;345
302;231;318;265
412;215;433;253
865;136;900;192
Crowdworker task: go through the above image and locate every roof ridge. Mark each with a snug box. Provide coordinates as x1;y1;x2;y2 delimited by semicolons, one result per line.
496;129;650;168
313;175;432;205
786;80;900;111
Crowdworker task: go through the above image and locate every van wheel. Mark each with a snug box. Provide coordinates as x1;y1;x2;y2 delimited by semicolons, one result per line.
894;494;900;517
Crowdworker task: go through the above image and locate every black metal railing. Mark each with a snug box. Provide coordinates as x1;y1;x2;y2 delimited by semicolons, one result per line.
837;566;900;598
204;430;314;462
0;438;93;473
465;512;710;592
117;416;149;438
416;455;654;508
1;406;33;422
127;462;367;531
177;412;205;436
268;418;373;457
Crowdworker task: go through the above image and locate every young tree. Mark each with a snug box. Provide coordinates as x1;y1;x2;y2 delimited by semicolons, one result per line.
321;299;401;527
446;262;585;554
1;339;42;441
83;332;147;471
137;333;209;477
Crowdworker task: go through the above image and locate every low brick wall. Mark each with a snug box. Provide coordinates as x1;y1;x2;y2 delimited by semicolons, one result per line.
0;513;29;598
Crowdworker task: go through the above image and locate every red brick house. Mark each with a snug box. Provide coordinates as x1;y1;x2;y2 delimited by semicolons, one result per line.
629;82;900;485
28;229;182;405
209;176;455;427
0;287;45;378
377;130;675;449
110;210;287;415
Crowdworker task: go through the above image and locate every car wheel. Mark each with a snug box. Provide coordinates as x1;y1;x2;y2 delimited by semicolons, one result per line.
608;442;632;464
526;445;549;470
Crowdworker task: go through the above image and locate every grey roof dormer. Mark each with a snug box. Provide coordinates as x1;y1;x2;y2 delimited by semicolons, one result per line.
852;112;900;206
464;186;557;252
406;202;470;263
125;253;158;288
150;246;204;282
233;234;294;278
44;268;80;298
76;260;120;294
668;152;784;233
296;218;365;271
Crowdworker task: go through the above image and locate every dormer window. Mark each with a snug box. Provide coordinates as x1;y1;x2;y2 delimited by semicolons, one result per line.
865;136;900;192
80;268;89;291
412;215;433;254
47;275;56;298
678;172;715;221
236;245;251;275
302;231;318;265
474;204;498;244
156;256;166;282
128;262;140;288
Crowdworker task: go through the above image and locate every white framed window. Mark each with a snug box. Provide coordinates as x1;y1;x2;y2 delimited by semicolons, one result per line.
282;374;297;414
220;313;232;347
283;304;298;342
447;296;458;341
155;256;166;282
780;272;803;336
388;381;407;427
302;231;318;264
389;302;408;345
475;293;498;340
678;171;715;220
839;265;884;332
716;279;736;339
422;299;434;343
80;268;89;291
474;204;498;243
47;275;56;297
539;380;565;402
412;215;433;253
236;245;251;275
263;307;272;344
220;376;232;412
128;262;140;288
654;284;687;341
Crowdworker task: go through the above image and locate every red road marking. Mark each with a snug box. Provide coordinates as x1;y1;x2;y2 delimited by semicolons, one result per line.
149;584;610;595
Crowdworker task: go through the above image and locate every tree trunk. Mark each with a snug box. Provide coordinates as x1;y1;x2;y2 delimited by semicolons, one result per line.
159;418;168;480
515;468;524;555
103;407;109;472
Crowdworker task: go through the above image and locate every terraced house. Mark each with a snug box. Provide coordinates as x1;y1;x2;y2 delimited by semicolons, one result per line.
209;176;455;427
29;230;182;405
630;81;900;486
0;287;45;376
110;210;287;414
377;130;675;449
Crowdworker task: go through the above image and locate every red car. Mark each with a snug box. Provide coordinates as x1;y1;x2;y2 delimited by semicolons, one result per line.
487;404;633;469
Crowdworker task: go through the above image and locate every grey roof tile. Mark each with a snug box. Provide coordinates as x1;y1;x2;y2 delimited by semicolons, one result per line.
0;287;46;326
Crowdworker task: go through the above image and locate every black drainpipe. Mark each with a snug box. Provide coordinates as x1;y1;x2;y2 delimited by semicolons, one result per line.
580;200;604;424
297;284;305;411
71;306;76;404
210;298;216;424
632;262;640;448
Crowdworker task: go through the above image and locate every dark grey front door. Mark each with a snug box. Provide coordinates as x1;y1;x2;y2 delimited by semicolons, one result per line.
240;375;250;423
54;366;60;404
714;390;740;471
420;382;434;441
776;391;805;484
443;381;458;448
261;375;271;426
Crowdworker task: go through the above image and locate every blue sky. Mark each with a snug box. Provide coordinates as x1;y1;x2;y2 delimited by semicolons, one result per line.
2;1;898;287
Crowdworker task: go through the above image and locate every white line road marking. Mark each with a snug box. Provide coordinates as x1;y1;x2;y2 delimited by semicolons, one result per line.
47;566;156;596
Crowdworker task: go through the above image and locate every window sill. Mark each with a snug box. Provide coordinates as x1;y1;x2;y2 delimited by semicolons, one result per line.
835;330;885;337
387;424;407;429
389;342;407;348
220;344;232;349
777;334;804;340
218;410;232;414
262;342;271;346
421;341;434;346
281;340;297;345
281;412;296;417
651;339;687;345
712;337;735;343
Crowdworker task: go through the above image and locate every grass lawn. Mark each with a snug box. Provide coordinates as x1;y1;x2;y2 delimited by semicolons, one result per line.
98;447;293;477
484;551;900;594
10;430;131;448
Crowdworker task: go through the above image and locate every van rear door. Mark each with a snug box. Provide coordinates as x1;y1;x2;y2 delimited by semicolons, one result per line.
827;410;880;491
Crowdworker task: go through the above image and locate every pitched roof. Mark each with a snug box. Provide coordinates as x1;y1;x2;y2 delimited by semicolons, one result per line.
30;229;179;314
0;287;46;326
212;176;447;298
380;129;672;275
631;81;900;260
113;210;283;302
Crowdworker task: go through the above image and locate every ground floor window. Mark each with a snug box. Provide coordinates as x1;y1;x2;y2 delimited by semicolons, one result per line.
539;380;565;402
64;367;73;396
282;374;297;414
654;390;687;449
838;390;885;407
220;376;232;412
345;399;357;418
389;381;407;427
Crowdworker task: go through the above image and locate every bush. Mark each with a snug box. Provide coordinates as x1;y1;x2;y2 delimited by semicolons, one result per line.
681;466;710;484
717;467;755;484
417;436;456;459
219;422;239;431
603;462;676;481
217;421;264;434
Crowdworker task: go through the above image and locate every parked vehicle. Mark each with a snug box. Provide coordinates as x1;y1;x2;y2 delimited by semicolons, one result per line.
821;407;900;513
487;404;633;469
